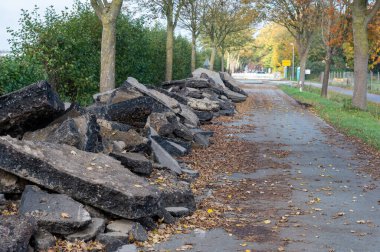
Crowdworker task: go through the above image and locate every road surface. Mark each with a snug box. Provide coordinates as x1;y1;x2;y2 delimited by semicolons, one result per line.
146;84;380;252
240;79;380;104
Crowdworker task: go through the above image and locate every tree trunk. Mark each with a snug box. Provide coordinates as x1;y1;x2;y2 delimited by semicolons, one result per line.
321;48;332;97
221;50;225;72
166;20;174;81
299;51;308;92
191;33;196;72
209;44;217;71
100;22;116;93
226;51;230;73
352;2;369;110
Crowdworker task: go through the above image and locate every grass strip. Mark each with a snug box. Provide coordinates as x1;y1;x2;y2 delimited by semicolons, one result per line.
280;85;380;150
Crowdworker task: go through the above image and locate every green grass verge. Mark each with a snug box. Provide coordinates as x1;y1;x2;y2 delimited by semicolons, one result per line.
280;85;380;150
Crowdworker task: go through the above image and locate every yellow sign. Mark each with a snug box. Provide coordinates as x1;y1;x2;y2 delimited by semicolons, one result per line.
282;60;291;67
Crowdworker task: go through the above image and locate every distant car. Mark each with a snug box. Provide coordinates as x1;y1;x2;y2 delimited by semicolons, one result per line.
256;71;266;74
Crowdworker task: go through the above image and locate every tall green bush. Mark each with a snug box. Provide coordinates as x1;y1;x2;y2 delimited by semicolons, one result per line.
5;2;192;104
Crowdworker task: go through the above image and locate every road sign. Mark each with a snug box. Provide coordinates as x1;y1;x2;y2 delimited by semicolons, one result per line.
305;69;311;74
282;60;291;67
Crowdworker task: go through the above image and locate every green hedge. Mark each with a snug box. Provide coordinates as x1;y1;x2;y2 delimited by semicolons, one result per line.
2;2;193;104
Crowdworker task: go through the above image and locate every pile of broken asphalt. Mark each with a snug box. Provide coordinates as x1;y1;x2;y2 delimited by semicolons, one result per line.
0;68;249;252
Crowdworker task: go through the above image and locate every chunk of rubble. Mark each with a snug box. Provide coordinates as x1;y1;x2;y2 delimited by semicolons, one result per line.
0;170;28;194
98;119;150;154
31;229;56;251
149;128;182;174
127;77;199;127
93;85;143;105
0;136;161;219
23;113;103;153
220;72;248;96
193;110;214;123
151;136;189;157
162;77;211;89
149;170;196;211
147;112;175;137
0;215;37;252
109;152;153;176
19;185;92;235
88;96;170;128
223;89;247;103
165;207;191;217
0;81;64;137
192;68;226;88
106;219;148;242
187;97;220;112
96;232;130;252
126;77;181;112
65;218;106;242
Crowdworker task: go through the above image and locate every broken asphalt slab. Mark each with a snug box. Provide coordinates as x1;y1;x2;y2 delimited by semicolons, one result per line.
0;136;161;219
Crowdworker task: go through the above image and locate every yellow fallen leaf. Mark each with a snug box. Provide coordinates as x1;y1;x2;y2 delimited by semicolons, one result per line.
245;250;252;252
207;209;214;214
263;219;271;224
278;246;285;251
61;212;71;218
240;243;247;247
228;195;232;199
134;184;143;188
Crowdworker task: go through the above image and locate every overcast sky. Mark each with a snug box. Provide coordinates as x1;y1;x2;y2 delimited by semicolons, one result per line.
0;0;81;50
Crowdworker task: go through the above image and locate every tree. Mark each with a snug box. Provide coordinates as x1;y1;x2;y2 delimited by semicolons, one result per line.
91;0;123;93
179;0;202;72
140;0;186;81
6;2;192;104
221;29;255;73
258;0;322;91
351;0;380;109
201;0;255;71
320;0;348;97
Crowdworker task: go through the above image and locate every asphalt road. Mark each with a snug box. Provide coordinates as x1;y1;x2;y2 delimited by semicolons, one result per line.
239;79;380;104
147;84;380;252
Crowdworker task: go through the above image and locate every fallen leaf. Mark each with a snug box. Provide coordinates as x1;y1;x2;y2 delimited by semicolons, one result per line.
207;209;214;214
263;219;271;224
134;184;143;188
61;212;71;219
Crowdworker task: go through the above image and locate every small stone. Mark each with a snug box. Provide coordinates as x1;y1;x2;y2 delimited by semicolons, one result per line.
31;229;56;251
155;208;176;224
66;218;106;242
112;141;126;153
165;207;190;217
19;185;91;235
106;220;148;242
106;220;135;234
96;232;129;252
137;217;157;231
